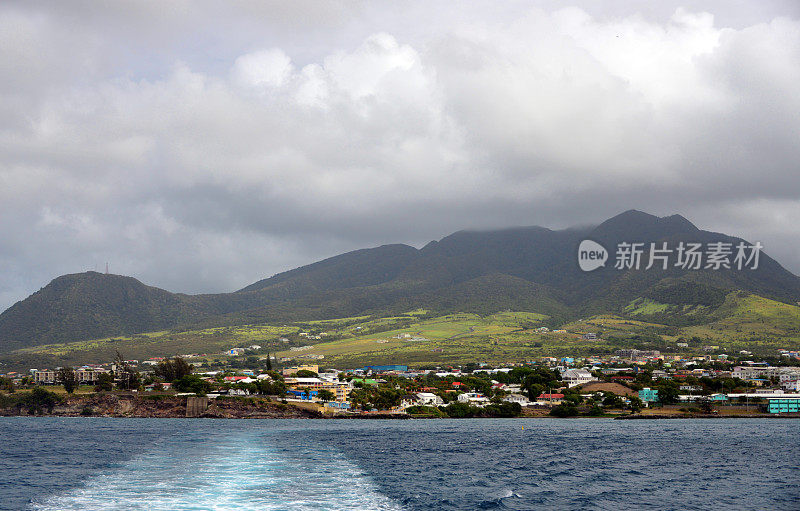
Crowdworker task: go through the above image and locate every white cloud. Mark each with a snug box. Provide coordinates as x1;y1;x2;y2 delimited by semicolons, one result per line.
0;1;799;311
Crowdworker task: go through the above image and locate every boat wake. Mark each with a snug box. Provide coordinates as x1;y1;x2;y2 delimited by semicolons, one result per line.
29;430;404;511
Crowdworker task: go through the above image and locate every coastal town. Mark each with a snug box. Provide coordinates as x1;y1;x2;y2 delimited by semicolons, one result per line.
3;339;800;418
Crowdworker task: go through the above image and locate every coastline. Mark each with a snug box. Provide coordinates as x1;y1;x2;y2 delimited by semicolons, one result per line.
2;393;796;419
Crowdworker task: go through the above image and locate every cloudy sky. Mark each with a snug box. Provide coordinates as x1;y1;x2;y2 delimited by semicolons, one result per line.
1;1;799;312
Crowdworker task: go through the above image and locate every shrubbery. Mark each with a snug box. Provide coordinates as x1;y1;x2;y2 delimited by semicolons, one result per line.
0;387;62;414
549;404;579;417
442;401;522;418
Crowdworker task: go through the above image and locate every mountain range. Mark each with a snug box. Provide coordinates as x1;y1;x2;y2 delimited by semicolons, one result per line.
1;210;799;353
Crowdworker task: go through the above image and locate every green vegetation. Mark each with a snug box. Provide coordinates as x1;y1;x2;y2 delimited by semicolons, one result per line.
443;401;522;418
3;211;800;362
58;367;77;394
0;387;61;414
2;289;799;369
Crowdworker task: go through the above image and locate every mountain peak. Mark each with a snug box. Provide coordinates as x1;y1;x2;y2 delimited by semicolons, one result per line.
591;210;699;241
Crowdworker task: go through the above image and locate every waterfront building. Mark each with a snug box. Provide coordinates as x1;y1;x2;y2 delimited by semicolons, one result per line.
767;397;800;414
535;393;564;406
503;394;531;406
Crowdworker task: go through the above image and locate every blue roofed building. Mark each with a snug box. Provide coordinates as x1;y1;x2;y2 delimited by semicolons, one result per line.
363;365;408;373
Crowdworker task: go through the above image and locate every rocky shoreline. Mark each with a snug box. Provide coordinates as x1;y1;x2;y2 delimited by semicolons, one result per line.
0;394;323;419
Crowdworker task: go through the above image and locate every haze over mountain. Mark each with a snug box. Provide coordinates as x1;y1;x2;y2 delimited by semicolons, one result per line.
1;210;798;353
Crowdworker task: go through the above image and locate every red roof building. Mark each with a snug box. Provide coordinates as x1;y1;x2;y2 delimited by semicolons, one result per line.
537;393;564;399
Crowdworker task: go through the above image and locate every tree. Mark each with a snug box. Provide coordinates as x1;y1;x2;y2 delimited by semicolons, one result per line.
522;367;561;399
602;392;624;409
265;353;272;371
256;378;285;397
654;381;680;405
174;375;211;395
94;372;113;392
295;369;318;378
114;352;141;390
58;367;78;394
443;401;472;418
154;357;193;382
0;376;14;393
549;404;579;417
317;389;335;402
19;387;61;414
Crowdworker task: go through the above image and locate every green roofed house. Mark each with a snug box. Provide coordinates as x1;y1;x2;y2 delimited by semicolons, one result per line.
639;388;659;404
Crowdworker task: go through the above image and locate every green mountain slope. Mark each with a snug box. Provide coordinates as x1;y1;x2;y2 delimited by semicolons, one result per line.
1;210;799;352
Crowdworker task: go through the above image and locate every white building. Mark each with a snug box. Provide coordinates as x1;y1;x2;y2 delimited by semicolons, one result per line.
781;379;800;392
561;368;596;388
457;392;490;406
503;393;531;406
416;392;444;406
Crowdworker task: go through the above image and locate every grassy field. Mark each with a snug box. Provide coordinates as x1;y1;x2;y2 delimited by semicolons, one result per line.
4;293;800;370
274;311;617;367
9;324;299;367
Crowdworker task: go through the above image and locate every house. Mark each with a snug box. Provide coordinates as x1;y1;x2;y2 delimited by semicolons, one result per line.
536;393;564;406
458;392;490;406
561;368;596;388
227;348;245;356
416;392;444;406
503;394;531;406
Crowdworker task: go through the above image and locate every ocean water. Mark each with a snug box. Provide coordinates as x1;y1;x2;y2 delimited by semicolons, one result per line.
0;418;798;510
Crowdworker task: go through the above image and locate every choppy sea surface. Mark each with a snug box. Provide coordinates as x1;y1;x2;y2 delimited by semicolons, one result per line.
0;417;798;510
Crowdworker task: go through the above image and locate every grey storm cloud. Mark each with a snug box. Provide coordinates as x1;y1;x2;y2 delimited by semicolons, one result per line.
1;0;799;311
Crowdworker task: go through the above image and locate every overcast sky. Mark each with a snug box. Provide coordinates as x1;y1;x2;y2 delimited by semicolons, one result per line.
1;1;799;312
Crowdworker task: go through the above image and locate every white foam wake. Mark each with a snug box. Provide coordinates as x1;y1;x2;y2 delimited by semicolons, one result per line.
30;431;404;511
